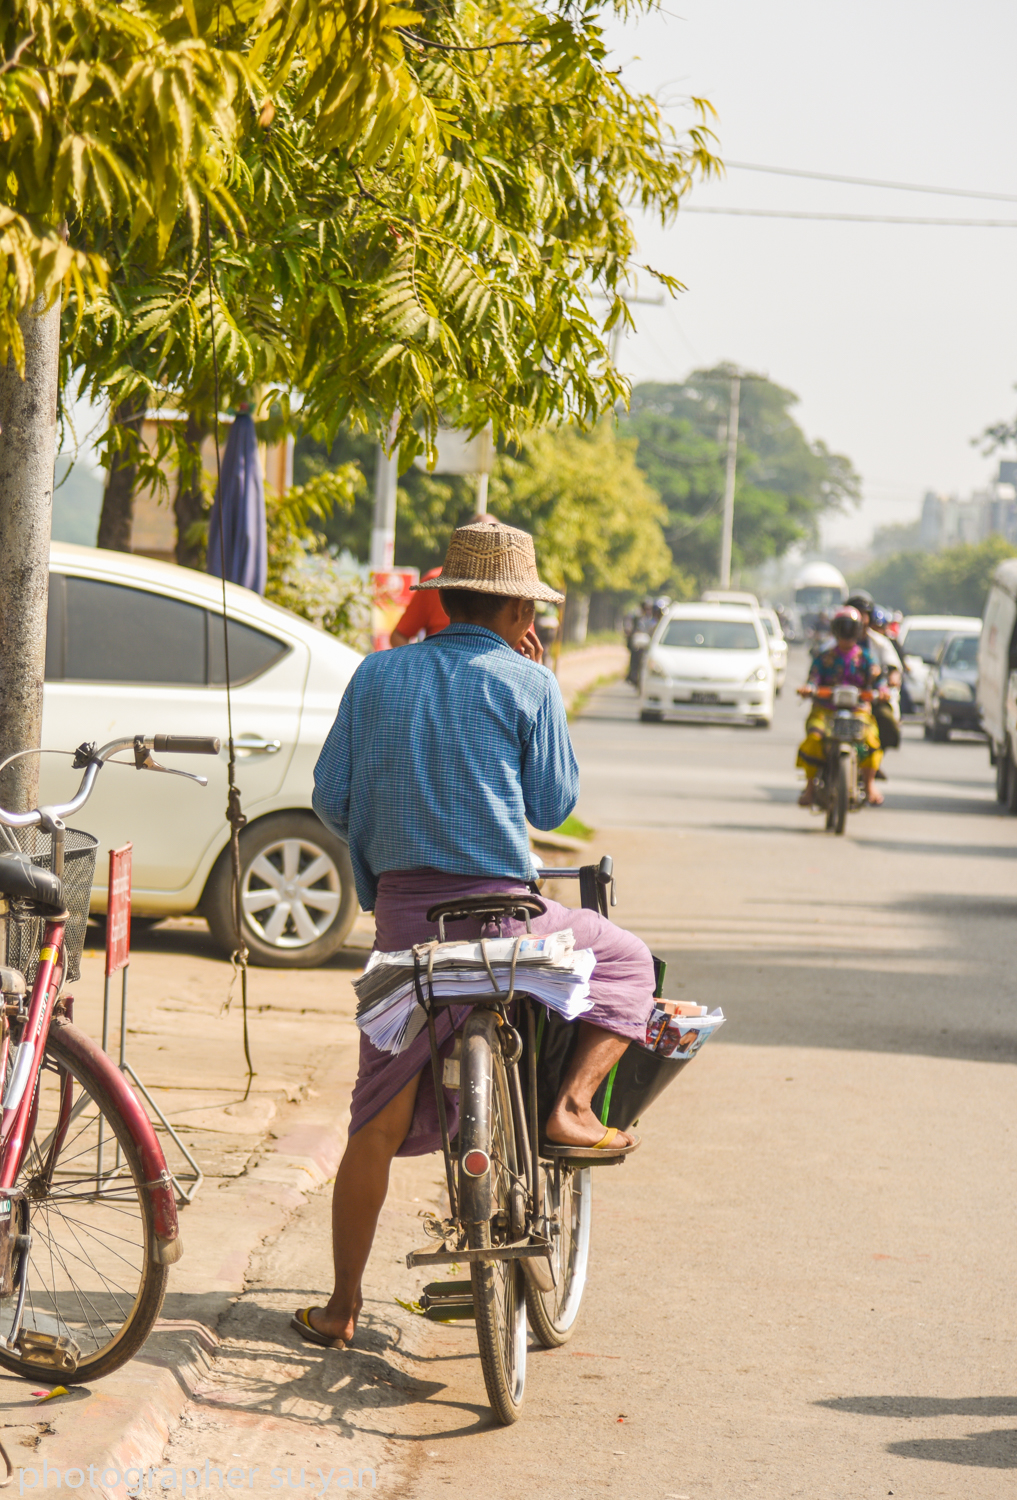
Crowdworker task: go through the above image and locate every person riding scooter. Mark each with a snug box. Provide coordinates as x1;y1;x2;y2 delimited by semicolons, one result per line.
797;605;886;807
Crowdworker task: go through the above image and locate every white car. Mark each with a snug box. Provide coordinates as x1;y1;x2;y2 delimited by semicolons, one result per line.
756;608;788;694
39;543;362;968
639;603;774;727
898;614;982;715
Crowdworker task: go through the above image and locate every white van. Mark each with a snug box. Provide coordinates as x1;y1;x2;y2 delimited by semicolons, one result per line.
976;558;1017;807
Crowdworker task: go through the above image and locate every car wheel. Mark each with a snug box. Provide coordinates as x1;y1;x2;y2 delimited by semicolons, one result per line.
753;717;772;728
1006;751;1017;817
996;741;1010;802
203;812;358;968
639;710;663;722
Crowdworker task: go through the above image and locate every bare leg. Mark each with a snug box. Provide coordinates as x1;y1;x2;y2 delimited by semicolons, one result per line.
798;777;816;807
545;1021;635;1148
307;1071;420;1343
863;766;883;805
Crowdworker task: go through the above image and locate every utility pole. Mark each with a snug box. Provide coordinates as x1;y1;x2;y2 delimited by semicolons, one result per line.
0;296;61;812
369;432;399;571
718;374;741;589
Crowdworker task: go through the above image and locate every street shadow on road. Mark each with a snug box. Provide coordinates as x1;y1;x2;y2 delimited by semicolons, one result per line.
816;1397;1017;1468
163;1290;503;1440
885;1430;1017;1467
819;1396;1017;1417
657;885;1017;1064
90;917;369;969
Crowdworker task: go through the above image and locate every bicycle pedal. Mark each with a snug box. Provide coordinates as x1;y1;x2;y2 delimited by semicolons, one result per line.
15;1329;80;1373
420;1280;475;1321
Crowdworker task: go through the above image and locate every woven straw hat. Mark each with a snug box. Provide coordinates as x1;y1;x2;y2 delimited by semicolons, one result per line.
412;522;564;604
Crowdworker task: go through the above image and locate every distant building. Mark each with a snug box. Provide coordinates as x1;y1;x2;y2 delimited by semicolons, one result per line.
918;465;1017;551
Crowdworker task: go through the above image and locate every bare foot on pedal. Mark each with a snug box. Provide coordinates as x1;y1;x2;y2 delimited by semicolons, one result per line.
545;1099;635;1150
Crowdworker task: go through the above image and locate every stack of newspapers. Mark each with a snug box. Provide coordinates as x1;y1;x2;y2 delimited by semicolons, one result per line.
354;930;596;1054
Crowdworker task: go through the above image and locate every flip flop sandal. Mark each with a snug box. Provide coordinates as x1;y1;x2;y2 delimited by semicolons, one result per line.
290;1307;347;1350
541;1127;641;1161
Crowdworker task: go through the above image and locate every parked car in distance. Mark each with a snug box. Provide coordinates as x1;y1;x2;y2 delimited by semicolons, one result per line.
40;543;362;968
924;628;982;741
756;608;788;694
898;614;982;715
977;557;1017;808
639;603;774;727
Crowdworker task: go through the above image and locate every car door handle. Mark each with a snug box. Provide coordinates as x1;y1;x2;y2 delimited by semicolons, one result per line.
234;735;282;756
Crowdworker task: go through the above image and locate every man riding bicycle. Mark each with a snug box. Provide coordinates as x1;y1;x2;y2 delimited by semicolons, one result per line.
297;522;656;1349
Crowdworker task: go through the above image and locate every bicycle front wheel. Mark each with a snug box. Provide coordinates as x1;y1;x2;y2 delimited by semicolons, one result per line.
459;1011;527;1425
0;1028;169;1382
525;1163;592;1347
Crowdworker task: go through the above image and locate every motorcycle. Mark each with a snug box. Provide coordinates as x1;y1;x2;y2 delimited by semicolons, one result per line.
627;629;651;688
800;684;874;834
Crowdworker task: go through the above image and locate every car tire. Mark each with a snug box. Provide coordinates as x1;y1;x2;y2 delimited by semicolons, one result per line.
1006;752;1017;817
203;812;358;969
753;717;772;729
639;710;663;723
996;741;1010;802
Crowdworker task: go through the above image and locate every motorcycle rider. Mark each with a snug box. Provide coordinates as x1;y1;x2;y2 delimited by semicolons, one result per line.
845;591;902;768
797;605;885;807
626;597;657;687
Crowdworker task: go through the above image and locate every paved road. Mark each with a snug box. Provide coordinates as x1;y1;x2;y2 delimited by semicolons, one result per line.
124;653;1017;1497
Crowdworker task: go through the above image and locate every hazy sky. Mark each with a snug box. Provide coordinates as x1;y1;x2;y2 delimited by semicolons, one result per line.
604;0;1017;546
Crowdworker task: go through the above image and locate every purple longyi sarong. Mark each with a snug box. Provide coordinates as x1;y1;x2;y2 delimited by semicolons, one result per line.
348;869;656;1157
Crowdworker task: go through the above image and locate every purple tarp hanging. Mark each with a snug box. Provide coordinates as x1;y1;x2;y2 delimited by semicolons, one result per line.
207;411;267;595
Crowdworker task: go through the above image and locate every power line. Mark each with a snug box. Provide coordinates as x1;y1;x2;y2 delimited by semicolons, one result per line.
725;160;1017;205
682;206;1017;227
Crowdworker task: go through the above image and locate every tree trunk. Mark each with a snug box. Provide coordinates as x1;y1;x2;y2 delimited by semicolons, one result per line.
0;296;61;813
174;412;210;569
562;591;590;646
96;394;146;552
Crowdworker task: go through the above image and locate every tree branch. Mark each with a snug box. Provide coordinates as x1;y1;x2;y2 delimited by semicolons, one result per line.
397;29;533;54
0;32;36;75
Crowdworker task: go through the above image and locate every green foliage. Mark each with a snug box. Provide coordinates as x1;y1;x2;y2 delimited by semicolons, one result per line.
261;460;371;649
1;0;445;370
857;536;1017;617
57;0;720;503
622;368;861;591
489;420;671;594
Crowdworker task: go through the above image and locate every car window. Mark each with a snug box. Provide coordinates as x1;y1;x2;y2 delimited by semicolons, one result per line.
900;628;948;663
59;578;207;685
208;614;290;686
760;615;774;636
943;635;980;668
660;619;761;650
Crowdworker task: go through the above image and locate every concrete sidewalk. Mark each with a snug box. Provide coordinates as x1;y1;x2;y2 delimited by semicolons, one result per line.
0;914;379;1489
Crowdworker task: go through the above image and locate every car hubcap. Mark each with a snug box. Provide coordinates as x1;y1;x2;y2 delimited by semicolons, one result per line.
241;837;341;949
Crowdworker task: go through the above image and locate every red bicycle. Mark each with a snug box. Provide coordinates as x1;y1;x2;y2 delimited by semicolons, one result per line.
0;733;218;1381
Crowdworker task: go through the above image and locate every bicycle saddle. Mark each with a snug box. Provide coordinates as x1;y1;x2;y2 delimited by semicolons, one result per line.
0;852;64;911
426;893;546;937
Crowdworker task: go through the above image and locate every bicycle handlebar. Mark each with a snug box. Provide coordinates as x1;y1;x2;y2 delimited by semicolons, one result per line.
0;733;221;829
152;735;221;755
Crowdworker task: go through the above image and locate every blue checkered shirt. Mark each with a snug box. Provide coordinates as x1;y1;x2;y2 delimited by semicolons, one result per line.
312;624;579;910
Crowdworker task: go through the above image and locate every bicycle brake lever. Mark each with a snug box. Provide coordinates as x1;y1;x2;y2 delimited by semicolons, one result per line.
133;738;208;786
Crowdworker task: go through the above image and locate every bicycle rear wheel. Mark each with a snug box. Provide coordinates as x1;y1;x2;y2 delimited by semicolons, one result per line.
459;1012;527;1425
525;1164;592;1347
0;1029;168;1382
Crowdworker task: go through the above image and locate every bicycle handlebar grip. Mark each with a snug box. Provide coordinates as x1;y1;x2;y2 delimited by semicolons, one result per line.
152;735;222;755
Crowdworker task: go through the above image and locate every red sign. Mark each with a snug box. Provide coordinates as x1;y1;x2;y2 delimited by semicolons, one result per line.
106;844;133;977
370;567;419;652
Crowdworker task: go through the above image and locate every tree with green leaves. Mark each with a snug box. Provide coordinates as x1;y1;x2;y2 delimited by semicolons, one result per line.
0;0;427;803
60;0;718;557
622;367;860;591
858;536;1016;616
